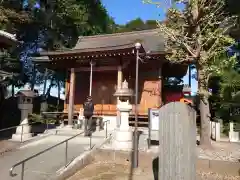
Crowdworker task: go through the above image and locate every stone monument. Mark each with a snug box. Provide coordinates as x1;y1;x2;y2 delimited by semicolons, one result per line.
113;80;133;149
12;84;36;142
156;102;196;180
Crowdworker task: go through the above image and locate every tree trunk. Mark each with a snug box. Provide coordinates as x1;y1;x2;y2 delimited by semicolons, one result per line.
40;69;49;112
31;64;36;91
199;96;211;147
43;69;48;95
57;79;60;111
0;85;5;107
198;68;211;147
45;79;53;99
190;0;211;147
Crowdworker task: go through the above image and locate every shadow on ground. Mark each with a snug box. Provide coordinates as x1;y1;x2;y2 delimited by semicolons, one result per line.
152;157;158;180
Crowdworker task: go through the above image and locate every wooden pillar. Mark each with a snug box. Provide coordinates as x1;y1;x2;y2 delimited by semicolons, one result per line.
89;61;93;96
68;68;76;126
117;66;122;89
158;65;162;107
64;72;70;112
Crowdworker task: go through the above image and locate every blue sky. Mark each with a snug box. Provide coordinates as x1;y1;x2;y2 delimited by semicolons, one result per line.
102;0;166;24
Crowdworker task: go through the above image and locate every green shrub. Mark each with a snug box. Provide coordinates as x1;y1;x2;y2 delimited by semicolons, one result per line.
29;113;56;124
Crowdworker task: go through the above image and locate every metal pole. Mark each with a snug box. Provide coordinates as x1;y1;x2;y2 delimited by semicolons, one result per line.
46;119;49;132
189;65;192;87
65;141;68;166
89;61;93;96
158;67;162;107
105;121;108;138
133;43;141;168
31;63;36;91
89;134;92;149
21;125;23;143
21;162;25;180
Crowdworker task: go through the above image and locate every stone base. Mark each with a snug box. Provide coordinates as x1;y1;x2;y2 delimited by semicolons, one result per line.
15;124;31;134
113;129;133;150
12;133;33;142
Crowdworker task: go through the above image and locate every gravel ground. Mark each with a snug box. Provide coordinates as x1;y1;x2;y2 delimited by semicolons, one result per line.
67;150;240;180
198;141;240;162
147;141;240;162
67;161;240;180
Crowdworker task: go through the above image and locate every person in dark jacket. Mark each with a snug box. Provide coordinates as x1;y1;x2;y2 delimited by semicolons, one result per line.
83;96;94;136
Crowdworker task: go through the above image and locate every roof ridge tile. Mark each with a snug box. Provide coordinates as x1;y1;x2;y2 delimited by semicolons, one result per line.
78;28;159;40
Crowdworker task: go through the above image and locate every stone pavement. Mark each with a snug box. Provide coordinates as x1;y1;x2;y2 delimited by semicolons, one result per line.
0;140;20;155
0;129;111;180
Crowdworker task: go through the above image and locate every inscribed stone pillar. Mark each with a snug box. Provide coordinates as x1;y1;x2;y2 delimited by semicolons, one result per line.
68;68;76;126
158;102;196;180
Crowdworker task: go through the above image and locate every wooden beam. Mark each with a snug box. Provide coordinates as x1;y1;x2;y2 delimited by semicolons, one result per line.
75;60;130;72
67;68;76;126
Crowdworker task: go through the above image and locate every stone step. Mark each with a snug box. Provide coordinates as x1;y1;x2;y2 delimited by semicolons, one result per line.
46;129;84;136
46;128;111;138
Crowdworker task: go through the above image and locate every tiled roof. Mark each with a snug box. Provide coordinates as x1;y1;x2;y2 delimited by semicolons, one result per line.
74;29;164;53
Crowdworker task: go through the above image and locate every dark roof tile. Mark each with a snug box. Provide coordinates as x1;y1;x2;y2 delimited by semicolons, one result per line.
74;29;165;53
16;90;37;97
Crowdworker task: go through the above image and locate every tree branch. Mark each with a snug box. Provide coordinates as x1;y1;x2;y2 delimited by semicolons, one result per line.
157;21;197;58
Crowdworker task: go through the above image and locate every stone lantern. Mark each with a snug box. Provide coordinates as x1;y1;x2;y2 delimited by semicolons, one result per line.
113;80;133;149
12;85;36;141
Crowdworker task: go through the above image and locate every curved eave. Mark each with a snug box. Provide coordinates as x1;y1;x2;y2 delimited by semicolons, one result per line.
39;43;146;60
0;30;18;47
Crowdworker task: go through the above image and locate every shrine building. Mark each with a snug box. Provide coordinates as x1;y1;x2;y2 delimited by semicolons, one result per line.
33;29;189;128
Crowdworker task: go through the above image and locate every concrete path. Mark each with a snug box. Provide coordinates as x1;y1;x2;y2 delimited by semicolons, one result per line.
0;129;111;180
